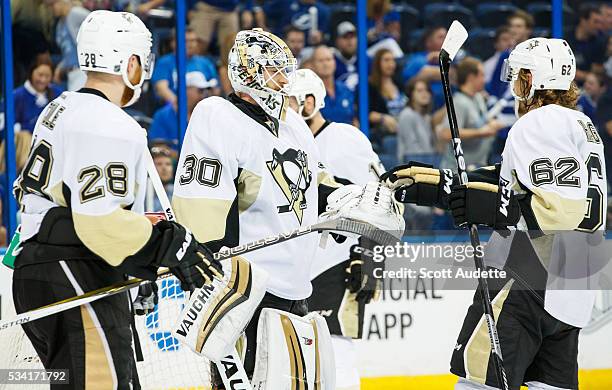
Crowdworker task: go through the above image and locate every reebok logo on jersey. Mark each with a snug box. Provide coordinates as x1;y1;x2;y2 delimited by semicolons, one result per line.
498;177;511;217
302;337;313;346
176;229;193;261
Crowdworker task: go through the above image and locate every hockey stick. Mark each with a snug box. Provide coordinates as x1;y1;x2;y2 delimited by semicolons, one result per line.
0;217;394;332
0;162;397;332
439;21;509;390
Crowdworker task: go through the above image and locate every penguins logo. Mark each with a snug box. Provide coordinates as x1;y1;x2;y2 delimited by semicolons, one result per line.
266;148;312;223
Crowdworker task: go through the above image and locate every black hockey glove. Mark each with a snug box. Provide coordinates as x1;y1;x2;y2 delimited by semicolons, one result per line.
346;238;382;304
133;282;158;316
381;162;456;208
154;220;224;292
448;182;521;230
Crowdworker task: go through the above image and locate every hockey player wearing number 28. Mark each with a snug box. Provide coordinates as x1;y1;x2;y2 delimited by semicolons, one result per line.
171;29;404;389
386;38;606;390
11;11;224;389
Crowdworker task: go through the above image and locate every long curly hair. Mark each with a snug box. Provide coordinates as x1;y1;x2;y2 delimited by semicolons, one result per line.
516;69;579;115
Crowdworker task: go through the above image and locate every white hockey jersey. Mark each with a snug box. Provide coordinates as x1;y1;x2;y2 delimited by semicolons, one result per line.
15;89;151;266
496;104;607;327
172;96;336;300
310;121;383;278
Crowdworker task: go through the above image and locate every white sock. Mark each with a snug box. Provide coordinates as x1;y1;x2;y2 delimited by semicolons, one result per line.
455;377;501;390
525;381;573;390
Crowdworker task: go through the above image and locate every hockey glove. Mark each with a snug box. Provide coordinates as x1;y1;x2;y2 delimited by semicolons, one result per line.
346;238;382;304
133;282;158;315
382;162;456;208
448;182;521;230
154;220;224;292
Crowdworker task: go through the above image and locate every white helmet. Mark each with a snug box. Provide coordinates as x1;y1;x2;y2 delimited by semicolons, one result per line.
77;10;154;107
228;28;297;121
289;69;326;120
501;38;575;101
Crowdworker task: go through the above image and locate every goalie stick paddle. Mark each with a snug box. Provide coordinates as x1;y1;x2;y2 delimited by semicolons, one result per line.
439;21;509;390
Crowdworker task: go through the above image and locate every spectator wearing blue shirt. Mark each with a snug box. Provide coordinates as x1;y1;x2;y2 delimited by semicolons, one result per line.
149;71;215;150
47;0;90;91
333;22;358;91
14;56;63;133
152;28;220;107
189;1;250;54
261;0;330;46
577;72;606;120
311;45;355;125
568;4;608;83
402;26;447;109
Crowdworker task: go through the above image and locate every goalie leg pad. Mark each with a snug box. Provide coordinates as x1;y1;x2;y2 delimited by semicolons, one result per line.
172;256;268;362
252;309;336;390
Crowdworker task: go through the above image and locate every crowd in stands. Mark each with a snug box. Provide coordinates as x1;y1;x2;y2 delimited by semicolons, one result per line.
2;0;612;239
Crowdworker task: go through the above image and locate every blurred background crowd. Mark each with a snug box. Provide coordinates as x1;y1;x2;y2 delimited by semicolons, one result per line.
1;0;612;243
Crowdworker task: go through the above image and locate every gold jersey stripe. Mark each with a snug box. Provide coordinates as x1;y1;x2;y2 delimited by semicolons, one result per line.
74;208;152;266
172;195;233;242
530;187;587;232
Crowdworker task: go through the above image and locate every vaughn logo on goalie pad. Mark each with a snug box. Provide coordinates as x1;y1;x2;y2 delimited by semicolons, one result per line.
172;256;268;362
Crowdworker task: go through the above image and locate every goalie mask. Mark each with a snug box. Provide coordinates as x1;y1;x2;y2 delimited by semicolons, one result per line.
289;69;326;120
228;29;297;121
500;38;575;102
77;10;154;107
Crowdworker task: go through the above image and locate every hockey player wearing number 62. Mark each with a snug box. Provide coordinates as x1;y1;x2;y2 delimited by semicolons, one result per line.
386;38;606;390
10;11;223;389
171;29;404;389
288;68;386;390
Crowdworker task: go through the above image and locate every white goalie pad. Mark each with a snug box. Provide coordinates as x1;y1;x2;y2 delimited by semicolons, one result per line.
252;309;336;390
172;256;268;362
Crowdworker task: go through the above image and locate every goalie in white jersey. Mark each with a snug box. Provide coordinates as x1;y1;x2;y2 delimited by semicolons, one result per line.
385;38;606;390
11;11;222;389
288;69;385;390
172;29;404;388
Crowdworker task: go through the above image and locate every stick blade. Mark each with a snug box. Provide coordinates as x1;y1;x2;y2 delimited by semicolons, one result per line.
441;20;468;61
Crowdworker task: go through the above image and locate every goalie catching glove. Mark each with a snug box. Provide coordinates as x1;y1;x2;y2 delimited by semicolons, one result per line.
321;181;405;239
448;182;521;229
382;162;455;208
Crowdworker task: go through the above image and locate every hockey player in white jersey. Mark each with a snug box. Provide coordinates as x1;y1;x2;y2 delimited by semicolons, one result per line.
11;11;222;389
172;29;404;388
386;38;606;390
288;68;385;390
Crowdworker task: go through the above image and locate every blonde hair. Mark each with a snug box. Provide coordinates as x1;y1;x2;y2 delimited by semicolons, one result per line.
516;69;579;114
